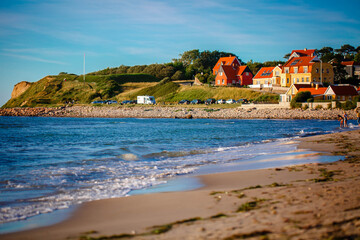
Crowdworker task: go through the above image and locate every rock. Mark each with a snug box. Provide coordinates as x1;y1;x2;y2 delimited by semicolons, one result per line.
11;81;32;99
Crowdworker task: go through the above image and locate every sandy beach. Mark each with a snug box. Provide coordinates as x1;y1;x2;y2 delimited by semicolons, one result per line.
1;129;360;240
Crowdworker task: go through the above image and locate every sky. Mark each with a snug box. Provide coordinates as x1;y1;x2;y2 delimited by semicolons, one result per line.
0;0;360;106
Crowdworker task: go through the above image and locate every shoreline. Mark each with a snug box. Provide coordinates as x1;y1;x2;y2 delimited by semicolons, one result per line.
1;129;360;239
0;105;358;120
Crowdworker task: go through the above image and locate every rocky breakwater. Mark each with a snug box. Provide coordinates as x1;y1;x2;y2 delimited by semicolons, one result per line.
0;107;67;117
1;106;357;120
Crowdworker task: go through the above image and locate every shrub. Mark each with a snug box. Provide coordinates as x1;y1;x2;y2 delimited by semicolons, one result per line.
303;104;309;110
307;98;314;102
315;105;323;110
291;91;312;108
327;103;332;109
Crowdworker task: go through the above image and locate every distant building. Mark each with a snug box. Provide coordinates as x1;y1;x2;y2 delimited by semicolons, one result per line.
280;49;334;87
341;61;360;79
281;83;323;102
213;56;253;86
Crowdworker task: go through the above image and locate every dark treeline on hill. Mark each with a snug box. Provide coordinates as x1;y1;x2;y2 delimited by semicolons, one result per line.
89;50;239;84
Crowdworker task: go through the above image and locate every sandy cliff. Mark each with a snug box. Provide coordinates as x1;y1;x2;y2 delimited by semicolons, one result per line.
11;81;32;99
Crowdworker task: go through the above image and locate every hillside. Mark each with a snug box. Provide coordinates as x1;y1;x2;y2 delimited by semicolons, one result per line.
3;73;279;108
3;73;160;108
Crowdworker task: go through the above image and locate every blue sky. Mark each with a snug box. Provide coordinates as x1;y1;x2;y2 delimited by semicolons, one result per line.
1;0;359;106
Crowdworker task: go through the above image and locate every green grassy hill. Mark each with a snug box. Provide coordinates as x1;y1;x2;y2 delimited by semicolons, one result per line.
3;73;160;108
3;73;279;108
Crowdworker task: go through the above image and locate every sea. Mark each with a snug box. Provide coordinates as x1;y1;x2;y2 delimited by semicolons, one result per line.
0;116;355;234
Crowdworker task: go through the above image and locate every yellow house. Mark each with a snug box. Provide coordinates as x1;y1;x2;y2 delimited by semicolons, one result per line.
280;50;334;87
252;65;282;87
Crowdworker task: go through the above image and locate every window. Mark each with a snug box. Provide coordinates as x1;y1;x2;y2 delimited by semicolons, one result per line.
304;66;308;73
232;80;235;84
313;77;316;81
324;77;327;81
302;77;304;82
285;68;289;73
287;78;289;84
246;72;249;76
222;79;224;84
296;78;299;83
217;80;220;84
327;96;332;100
294;67;298;73
316;68;319;73
275;71;279;76
220;72;223;76
306;77;309;82
327;68;329;73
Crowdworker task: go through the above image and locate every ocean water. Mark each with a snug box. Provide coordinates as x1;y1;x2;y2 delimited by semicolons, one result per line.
0;117;350;233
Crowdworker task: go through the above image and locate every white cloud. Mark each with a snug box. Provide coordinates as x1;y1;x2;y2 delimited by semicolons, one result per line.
0;52;67;65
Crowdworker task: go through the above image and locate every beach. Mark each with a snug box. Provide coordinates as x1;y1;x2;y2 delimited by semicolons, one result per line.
1;129;359;240
0;105;358;120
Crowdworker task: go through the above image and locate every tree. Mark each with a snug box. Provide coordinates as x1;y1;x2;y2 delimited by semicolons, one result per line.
283;53;291;59
335;44;356;59
316;47;334;63
290;91;312;108
332;62;347;83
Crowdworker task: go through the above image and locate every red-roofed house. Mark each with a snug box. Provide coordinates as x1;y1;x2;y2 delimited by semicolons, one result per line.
213;56;241;75
298;86;327;100
280;55;334;87
324;85;359;101
213;56;253;86
289;48;316;59
215;65;253;86
281;83;323;102
341;61;360;79
252;66;282;88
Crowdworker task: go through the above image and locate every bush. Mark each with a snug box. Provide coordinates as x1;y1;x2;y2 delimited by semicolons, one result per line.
307;98;314;102
315;105;323;110
291;91;312;108
303;104;309;110
327;103;332;109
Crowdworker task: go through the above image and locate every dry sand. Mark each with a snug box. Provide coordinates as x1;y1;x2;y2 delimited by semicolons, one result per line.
1;130;360;240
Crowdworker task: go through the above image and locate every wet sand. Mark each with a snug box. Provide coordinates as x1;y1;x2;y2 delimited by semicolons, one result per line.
1;130;360;240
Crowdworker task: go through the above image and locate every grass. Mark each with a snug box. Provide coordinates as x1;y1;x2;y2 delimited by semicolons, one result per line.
4;73;280;107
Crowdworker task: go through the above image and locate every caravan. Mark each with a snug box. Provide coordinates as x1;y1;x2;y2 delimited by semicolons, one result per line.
137;96;156;105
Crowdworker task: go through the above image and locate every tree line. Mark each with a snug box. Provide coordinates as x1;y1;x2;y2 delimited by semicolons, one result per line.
88;45;359;85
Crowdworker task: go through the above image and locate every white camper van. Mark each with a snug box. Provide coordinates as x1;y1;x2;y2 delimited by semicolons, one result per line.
137;96;156;105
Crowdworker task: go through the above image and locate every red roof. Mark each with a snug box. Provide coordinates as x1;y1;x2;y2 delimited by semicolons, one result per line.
291;49;315;57
328;85;359;96
221;65;237;80
341;61;360;66
236;66;248;75
283;56;317;73
213;56;240;73
253;67;275;79
293;84;314;90
298;87;327;95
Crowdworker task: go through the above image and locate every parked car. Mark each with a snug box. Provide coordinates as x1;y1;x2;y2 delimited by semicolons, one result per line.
130;100;137;104
106;100;118;104
237;99;249;104
121;100;131;105
178;100;190;104
217;99;226;104
191;99;203;104
226;99;236;104
91;100;105;104
205;98;216;105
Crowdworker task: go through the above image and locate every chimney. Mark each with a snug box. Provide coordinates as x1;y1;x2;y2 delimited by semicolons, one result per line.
304;48;307;51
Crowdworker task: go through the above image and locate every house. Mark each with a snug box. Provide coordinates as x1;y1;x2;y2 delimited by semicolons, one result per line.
213;56;253;86
252;65;282;88
280;83;322;102
289;48;316;59
341;61;360;79
280;49;334;87
297;86;327;101
324;85;359;101
213;56;241;75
